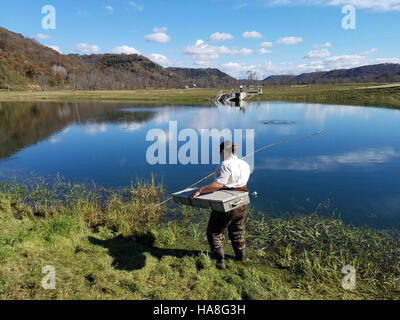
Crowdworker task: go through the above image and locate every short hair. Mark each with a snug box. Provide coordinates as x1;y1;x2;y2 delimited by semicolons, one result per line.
220;141;238;154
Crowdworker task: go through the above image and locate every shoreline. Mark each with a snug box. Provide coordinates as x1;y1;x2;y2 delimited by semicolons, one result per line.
0;84;399;109
0;179;399;300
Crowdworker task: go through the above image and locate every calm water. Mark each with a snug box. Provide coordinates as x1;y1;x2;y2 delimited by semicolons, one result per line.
1;101;400;229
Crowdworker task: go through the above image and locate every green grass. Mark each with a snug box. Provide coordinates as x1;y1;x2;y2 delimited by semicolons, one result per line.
0;88;221;104
255;84;400;109
0;179;399;300
1;84;400;109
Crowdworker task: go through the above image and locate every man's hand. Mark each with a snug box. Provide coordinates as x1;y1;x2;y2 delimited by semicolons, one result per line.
189;182;224;199
190;190;201;199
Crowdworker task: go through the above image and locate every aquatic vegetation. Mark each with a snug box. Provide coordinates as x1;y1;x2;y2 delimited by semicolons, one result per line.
0;179;399;300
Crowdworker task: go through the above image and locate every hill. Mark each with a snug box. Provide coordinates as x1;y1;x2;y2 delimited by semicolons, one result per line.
263;64;400;85
0;26;234;90
167;67;237;88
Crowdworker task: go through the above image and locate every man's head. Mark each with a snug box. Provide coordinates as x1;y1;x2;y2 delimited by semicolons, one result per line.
220;141;238;160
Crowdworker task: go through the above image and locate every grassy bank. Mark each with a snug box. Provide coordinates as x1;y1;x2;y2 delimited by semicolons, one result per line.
0;179;399;300
254;84;400;109
0;88;220;104
1;84;400;109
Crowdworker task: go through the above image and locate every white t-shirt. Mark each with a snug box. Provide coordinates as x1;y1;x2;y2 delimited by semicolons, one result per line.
214;155;251;188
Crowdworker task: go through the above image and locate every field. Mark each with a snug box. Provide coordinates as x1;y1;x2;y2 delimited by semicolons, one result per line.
254;83;400;109
0;179;399;300
0;84;400;109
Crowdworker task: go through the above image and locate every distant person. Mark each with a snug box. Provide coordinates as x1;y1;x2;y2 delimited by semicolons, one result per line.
191;141;251;269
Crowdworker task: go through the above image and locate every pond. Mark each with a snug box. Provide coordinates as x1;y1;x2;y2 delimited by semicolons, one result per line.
1;100;399;229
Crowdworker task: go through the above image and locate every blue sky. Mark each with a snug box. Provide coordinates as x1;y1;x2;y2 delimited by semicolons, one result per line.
1;0;399;78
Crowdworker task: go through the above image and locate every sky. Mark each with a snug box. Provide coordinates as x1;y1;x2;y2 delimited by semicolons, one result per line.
0;0;400;79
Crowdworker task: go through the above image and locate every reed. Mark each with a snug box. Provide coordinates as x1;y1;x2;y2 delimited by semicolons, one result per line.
0;178;399;300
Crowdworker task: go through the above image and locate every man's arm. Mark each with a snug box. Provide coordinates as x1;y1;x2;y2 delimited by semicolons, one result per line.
190;182;224;199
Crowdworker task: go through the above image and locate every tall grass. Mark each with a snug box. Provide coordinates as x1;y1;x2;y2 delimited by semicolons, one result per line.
0;178;399;299
246;215;400;286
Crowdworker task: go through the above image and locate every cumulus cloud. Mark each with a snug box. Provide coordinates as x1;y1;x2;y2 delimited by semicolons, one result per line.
112;45;141;55
258;48;273;54
148;53;171;66
208;32;234;42
183;40;253;66
105;5;114;13
36;33;50;40
375;57;400;64
145;32;171;43
242;31;263;39
153;27;168;33
183;40;220;66
284;54;400;75
74;43;100;54
277;36;303;45
305;48;331;59
49;46;62;53
260;41;273;48
221;60;276;79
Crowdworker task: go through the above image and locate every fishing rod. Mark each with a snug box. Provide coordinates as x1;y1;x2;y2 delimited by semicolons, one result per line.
157;129;324;207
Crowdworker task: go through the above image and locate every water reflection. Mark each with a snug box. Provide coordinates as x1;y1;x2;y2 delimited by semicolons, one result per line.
1;101;400;229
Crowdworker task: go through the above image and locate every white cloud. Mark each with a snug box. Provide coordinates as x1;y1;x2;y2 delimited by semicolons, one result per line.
112;45;141;55
242;31;263;39
305;48;331;59
328;0;400;12
375;57;400;64
363;48;378;55
266;0;400;12
314;42;332;48
119;122;143;132
316;54;368;69
74;43;100;54
153;27;168;33
277;36;303;45
36;33;50;40
208;32;234;42
105;5;114;13
283;54;400;75
50;137;62;144
84;123;107;135
221;60;276;79
148;53;171;66
145;32;171;43
260;41;273;48
129;1;144;11
183;40;220;66
262;148;400;171
49;46;62;53
258;48;273;54
183;40;253;66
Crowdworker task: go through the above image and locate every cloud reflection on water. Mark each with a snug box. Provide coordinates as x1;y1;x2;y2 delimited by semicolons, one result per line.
261;147;400;171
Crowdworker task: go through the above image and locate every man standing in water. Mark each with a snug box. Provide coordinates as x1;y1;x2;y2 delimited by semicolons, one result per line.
191;141;251;270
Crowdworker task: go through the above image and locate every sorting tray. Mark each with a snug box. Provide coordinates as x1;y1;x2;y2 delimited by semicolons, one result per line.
172;188;250;213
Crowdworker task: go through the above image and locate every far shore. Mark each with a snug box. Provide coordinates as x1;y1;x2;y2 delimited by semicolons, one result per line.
0;83;399;109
